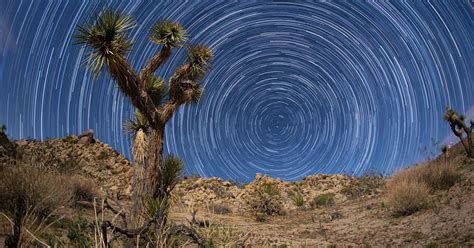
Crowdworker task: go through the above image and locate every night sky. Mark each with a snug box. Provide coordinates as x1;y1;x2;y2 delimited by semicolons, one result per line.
1;1;473;182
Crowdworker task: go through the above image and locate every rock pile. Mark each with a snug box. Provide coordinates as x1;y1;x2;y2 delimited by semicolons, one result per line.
172;172;380;212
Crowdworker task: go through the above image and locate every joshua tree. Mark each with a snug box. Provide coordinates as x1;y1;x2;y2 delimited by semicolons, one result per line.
75;9;212;244
444;107;474;158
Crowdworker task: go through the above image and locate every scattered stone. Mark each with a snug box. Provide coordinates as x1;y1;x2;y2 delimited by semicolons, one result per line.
16;140;29;146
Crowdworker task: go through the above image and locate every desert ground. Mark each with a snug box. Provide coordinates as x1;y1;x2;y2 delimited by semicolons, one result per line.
1;130;473;247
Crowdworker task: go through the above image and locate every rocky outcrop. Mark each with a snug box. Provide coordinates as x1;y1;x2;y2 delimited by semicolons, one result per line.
9;130;132;196
173;172;383;212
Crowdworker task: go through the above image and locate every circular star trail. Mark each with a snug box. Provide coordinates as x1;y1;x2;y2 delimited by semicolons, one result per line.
1;1;473;182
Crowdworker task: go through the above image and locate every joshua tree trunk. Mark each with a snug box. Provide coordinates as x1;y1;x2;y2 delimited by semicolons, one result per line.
130;125;165;224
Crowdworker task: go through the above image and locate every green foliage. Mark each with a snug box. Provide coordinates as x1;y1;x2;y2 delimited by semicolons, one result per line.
67;216;92;247
444;107;457;122
310;193;335;209
145;75;168;105
204;239;216;248
186;45;213;81
289;188;305;207
144;197;169;220
424;242;438;248
247;181;283;219
161;154;184;192
74;9;135;77
127;111;149;137
150;19;187;47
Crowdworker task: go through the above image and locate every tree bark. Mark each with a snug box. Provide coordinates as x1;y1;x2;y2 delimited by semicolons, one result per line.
130;126;165;225
140;46;172;82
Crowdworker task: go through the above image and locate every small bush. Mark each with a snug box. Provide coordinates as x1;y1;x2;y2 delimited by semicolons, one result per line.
247;181;283;218
69;176;99;203
310;193;335;209
209;203;231;215
386;177;429;216
289;190;305;207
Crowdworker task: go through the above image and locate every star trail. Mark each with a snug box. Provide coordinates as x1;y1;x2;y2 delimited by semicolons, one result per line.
1;1;473;182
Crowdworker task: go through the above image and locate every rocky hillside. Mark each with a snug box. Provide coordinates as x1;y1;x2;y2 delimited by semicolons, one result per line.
0;129;132;196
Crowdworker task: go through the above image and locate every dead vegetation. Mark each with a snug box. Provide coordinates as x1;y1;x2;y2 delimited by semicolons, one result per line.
0;164;72;247
386;160;460;216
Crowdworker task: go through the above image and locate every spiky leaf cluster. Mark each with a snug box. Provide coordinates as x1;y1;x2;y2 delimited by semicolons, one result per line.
127;111;149;138
161;154;183;192
75;9;135;77
150;19;187;47
144;196;169;219
444;107;456;122
145;76;167;105
185;45;213;81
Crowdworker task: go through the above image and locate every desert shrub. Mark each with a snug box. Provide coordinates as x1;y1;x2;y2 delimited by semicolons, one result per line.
386;160;460;216
69;175;99;203
341;175;385;198
310;193;335;209
386;176;429;216
0;164;72;246
209;203;231;215
289;189;305;207
0;165;72;217
394;161;459;191
247;181;283;219
418;161;459;190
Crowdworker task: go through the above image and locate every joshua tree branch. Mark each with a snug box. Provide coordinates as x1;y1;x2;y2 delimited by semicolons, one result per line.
140;46;172;82
160;100;181;124
172;224;206;246
107;54;160;127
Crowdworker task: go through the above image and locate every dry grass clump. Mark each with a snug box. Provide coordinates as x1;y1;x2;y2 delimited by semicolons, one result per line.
386;177;429;216
69;175;100;203
416;161;459;190
0;164;72;246
386;160;460;216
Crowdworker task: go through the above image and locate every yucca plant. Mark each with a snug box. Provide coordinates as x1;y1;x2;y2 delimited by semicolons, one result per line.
75;8;212;246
